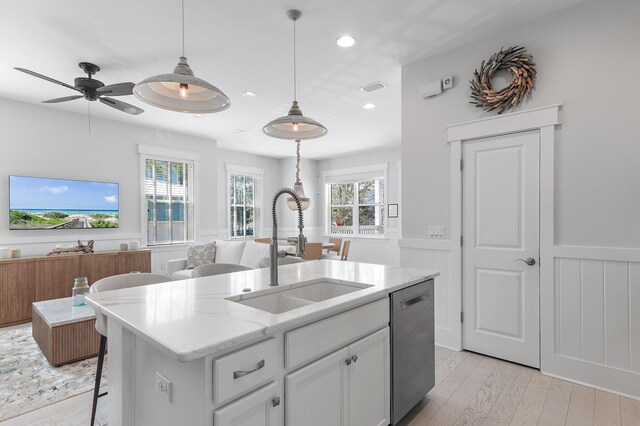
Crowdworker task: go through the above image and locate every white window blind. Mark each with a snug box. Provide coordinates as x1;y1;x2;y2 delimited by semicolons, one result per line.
145;159;195;245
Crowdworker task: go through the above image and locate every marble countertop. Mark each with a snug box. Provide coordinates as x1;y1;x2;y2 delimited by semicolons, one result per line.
86;260;439;362
33;297;96;327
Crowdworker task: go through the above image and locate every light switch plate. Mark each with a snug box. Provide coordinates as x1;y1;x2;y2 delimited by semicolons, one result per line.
156;373;172;402
428;225;446;239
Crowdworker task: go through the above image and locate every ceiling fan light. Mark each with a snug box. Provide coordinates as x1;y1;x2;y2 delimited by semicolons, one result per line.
133;57;230;114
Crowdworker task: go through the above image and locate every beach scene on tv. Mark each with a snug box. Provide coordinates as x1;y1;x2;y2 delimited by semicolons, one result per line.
9;176;119;230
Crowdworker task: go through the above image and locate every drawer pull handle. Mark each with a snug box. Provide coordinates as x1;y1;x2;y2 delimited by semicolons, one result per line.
351;354;358;363
272;396;280;407
233;359;265;379
345;358;352;365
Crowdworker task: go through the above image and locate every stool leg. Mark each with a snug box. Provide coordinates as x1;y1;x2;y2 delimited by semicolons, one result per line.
91;335;107;426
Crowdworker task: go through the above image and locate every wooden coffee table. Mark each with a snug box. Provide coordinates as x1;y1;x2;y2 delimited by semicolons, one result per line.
32;297;102;366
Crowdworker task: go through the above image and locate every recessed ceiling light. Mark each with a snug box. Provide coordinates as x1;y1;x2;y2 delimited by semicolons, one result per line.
242;91;257;98
336;35;356;48
194;114;203;118
363;103;376;110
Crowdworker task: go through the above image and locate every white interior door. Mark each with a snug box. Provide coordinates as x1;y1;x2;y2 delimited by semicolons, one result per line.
462;130;540;368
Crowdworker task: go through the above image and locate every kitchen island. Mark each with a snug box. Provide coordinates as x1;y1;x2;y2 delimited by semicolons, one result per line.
87;260;438;426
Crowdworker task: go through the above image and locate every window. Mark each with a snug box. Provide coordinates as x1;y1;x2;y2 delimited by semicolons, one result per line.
328;178;385;236
228;171;261;238
145;159;195;245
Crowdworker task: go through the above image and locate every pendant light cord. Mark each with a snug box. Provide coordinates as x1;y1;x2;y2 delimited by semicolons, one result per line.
293;18;297;101
295;140;301;182
181;0;185;57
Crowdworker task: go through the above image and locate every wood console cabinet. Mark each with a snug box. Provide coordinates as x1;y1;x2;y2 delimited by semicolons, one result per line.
0;249;151;327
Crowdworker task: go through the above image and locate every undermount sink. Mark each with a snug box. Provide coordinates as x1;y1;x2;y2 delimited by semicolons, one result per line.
228;279;373;314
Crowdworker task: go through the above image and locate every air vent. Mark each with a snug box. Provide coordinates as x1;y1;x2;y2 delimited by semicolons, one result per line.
360;81;387;93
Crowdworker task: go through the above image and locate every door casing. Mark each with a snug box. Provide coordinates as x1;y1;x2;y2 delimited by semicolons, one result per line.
444;105;561;363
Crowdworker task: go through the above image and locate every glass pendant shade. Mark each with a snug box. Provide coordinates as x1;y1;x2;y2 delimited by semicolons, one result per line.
287;180;311;211
263;101;327;140
133;57;230;114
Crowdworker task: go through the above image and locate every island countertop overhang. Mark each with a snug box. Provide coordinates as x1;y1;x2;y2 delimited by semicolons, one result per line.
86;260;439;362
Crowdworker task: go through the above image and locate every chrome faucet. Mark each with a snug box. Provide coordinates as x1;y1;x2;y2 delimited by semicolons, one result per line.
270;188;305;286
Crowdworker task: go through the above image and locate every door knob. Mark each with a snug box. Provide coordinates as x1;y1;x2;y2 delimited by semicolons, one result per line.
351;354;358;363
517;257;536;266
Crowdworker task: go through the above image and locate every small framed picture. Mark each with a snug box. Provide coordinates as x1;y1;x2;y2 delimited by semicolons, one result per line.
388;204;398;218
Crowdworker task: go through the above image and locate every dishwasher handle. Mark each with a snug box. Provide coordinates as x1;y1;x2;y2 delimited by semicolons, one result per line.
401;291;430;310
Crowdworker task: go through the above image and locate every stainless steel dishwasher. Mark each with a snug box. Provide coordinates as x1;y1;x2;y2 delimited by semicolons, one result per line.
390;279;435;425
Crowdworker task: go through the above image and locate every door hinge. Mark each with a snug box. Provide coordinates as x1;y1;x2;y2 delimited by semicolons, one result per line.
460;311;464;323
460;158;464;171
460;235;463;246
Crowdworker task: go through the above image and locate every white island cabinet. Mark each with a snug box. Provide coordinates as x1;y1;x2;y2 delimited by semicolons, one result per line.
286;328;390;426
86;260;438;426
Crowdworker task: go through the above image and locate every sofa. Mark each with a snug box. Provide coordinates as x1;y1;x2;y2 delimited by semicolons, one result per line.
167;239;296;279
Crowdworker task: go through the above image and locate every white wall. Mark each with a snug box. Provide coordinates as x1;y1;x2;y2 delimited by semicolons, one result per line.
317;147;401;265
402;0;640;247
401;0;640;397
0;98;216;269
0;98;397;273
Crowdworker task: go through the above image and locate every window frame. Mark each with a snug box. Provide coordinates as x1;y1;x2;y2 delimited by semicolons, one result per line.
323;163;388;239
138;144;199;247
226;164;264;240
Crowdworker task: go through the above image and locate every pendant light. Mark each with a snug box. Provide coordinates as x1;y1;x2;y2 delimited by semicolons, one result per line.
287;140;311;211
262;9;327;140
133;0;230;114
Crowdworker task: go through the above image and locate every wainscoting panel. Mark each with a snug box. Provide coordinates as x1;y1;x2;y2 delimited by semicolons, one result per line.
550;254;640;398
400;246;455;349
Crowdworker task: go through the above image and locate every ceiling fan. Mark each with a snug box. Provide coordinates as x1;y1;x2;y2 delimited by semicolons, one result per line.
14;62;144;115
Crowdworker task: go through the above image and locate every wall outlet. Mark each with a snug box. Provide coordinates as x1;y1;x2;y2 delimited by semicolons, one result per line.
156;373;172;402
428;225;446;239
160;263;167;271
442;76;454;89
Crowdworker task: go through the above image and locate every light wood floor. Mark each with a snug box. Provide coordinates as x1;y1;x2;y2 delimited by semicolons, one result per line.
2;347;639;425
0;387;108;426
398;347;640;426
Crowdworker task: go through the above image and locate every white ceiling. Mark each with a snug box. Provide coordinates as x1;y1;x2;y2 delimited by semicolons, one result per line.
0;0;586;159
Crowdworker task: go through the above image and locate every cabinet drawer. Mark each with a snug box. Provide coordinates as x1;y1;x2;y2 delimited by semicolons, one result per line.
285;298;388;370
213;338;278;406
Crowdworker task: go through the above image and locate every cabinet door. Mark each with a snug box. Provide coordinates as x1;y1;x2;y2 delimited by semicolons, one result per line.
79;253;118;285
214;382;280;426
348;328;390;426
118;251;151;274
0;260;35;325
286;347;349;426
34;256;80;301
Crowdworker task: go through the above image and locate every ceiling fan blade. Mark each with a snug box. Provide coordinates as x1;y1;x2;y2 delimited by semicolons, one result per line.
14;67;79;92
42;95;84;104
97;82;134;96
100;97;144;115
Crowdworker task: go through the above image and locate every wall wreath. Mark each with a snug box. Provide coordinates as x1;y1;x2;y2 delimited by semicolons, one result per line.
469;46;537;114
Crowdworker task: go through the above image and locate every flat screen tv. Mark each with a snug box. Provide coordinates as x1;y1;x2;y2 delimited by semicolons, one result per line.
9;176;119;230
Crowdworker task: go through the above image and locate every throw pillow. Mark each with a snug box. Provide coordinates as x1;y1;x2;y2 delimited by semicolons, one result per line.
186;242;216;269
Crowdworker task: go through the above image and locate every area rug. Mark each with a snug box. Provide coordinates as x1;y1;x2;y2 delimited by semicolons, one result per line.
0;325;108;422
